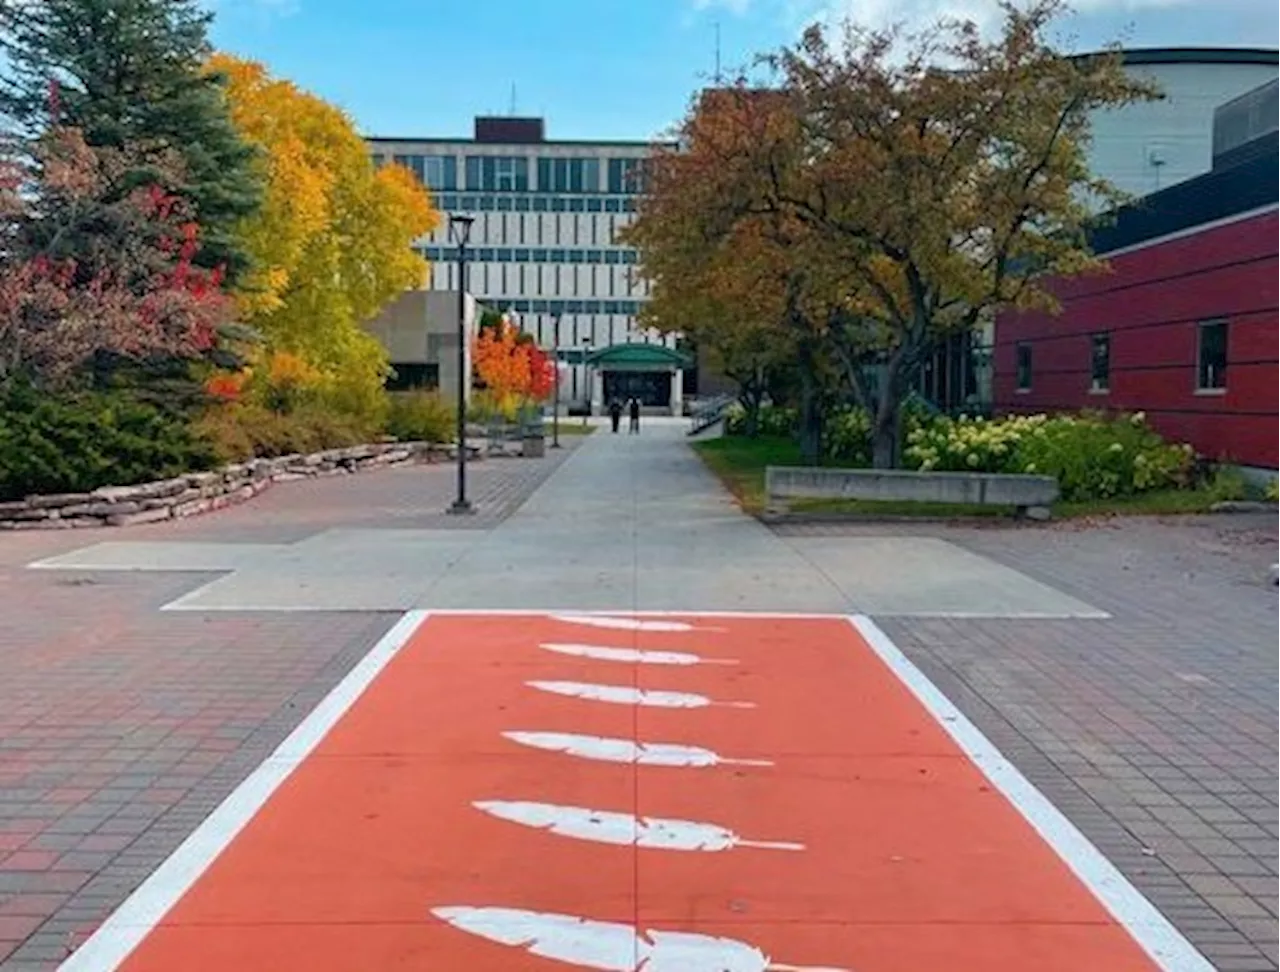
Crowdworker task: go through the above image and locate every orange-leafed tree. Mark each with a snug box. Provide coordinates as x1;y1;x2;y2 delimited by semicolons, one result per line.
626;0;1158;466
624;89;845;459
473;313;555;418
527;344;556;402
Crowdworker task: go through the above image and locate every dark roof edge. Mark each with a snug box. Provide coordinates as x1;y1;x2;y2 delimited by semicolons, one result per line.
365;135;676;149
1089;140;1279;254
1071;46;1278;67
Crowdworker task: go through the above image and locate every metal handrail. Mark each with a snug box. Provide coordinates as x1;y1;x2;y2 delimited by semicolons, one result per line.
687;394;737;436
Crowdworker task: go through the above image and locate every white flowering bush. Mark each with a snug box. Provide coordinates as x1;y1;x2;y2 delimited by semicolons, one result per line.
821;406;872;464
904;412;1038;475
904;410;1194;500
723;403;797;437
724;402;871;463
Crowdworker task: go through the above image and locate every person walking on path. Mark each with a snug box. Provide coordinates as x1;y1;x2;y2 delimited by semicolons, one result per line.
608;399;623;434
628;398;641;435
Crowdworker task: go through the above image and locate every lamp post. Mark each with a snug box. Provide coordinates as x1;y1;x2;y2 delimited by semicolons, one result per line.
550;311;562;449
582;336;593;426
447;213;475;516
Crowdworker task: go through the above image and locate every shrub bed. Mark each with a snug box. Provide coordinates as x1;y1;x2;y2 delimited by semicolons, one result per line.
387;391;456;445
0;386;218;502
903;411;1194;501
721;403;1198;503
0;442;450;530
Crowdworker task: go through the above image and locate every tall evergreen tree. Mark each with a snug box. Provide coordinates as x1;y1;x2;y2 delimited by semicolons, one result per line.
0;0;263;283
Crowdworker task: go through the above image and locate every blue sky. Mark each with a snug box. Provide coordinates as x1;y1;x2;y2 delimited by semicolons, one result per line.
209;0;1279;142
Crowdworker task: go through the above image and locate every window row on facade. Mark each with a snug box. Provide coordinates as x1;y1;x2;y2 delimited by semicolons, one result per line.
434;261;642;299
1015;319;1231;393
420;245;639;265
474;298;645;316
373;153;647;194
423;211;634;250
427;192;641;213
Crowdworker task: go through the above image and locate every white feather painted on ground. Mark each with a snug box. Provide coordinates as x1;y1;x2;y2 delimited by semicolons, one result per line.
502;731;773;768
473;800;803;852
539;643;737;666
526;680;754;709
551;614;701;633
431;906;850;972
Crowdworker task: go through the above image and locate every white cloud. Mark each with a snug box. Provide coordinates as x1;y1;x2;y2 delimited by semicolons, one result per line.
205;0;299;18
692;0;754;14
780;0;1266;45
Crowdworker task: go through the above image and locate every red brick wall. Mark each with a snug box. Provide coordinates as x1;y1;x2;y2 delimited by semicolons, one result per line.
993;209;1279;468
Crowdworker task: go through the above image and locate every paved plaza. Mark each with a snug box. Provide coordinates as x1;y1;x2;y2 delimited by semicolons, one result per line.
0;420;1275;970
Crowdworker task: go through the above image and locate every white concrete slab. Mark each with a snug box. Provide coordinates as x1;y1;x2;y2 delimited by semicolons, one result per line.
789;536;1107;618
30;542;286;572
26;419;1106;618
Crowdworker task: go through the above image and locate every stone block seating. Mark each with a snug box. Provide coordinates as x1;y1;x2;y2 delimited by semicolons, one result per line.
0;441;451;531
765;466;1060;519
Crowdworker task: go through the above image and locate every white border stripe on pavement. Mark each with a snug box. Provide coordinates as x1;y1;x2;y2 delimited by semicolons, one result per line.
57;609;430;972
57;610;1212;972
849;614;1215;972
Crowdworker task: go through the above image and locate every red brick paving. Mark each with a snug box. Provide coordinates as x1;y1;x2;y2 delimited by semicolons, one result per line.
0;454;1274;970
0;452;584;970
778;514;1278;972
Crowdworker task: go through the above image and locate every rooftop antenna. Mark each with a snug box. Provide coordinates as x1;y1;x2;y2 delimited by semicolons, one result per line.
714;21;722;85
509;83;518;116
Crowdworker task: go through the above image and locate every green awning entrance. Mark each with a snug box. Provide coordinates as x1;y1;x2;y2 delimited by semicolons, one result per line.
583;342;692;372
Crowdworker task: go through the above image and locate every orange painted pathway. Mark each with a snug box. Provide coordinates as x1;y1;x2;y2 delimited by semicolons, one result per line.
68;613;1201;971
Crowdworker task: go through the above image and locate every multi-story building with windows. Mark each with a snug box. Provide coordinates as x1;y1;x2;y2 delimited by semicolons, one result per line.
368;116;689;413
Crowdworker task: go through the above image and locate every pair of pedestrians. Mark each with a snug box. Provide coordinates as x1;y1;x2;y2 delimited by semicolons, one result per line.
608;398;641;435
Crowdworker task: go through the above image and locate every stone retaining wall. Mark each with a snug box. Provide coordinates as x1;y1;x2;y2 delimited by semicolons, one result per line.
0;441;450;531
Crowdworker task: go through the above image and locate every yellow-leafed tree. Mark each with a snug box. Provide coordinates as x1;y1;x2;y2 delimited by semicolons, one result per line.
208;54;438;425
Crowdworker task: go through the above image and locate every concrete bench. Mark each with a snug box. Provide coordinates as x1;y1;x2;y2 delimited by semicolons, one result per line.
765;467;1060;518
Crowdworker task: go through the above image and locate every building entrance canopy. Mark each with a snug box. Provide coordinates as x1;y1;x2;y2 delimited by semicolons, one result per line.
561;342;691;414
584;342;692;372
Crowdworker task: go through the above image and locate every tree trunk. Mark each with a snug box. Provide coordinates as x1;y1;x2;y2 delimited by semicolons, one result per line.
871;411;898;469
797;355;823;465
742;390;761;438
871;357;902;469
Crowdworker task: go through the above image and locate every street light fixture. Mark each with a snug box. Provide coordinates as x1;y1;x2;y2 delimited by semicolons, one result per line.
550;311;562;449
447;213;475;516
582;336;593;425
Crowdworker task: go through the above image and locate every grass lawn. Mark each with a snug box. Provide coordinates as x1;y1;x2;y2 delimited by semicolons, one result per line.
692;434;1239;520
692;435;803;513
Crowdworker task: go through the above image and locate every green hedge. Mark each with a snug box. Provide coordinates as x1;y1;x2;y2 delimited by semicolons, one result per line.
723;402;1199;502
0;386;217;501
386;391;455;444
904;411;1194;500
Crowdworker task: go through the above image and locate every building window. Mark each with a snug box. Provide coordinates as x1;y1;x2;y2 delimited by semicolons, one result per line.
607;158;647;194
1090;333;1110;392
1196;320;1228;392
1015;343;1032;391
465;155;529;191
423;156;456;190
537;157;601;193
386;363;439;392
394;154;456;190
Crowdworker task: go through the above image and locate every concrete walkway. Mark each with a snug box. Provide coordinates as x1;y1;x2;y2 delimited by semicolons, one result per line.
9;422;1277;972
34;418;1099;618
